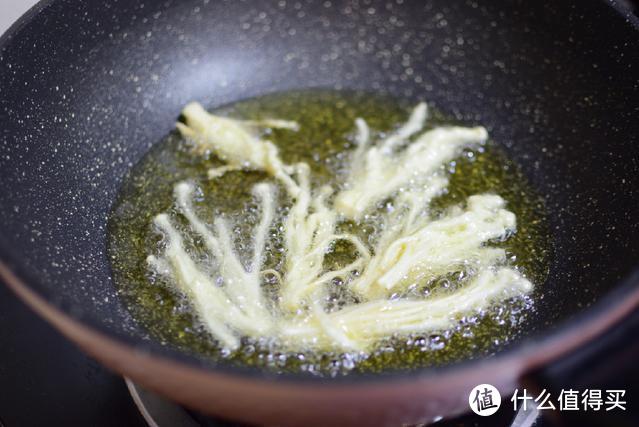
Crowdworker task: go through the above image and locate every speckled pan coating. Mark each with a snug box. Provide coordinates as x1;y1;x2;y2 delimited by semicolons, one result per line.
0;0;637;424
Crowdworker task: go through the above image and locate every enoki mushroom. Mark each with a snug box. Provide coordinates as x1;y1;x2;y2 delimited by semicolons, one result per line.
147;101;532;353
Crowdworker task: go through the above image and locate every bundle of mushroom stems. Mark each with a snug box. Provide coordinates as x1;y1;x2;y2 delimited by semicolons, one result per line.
147;101;532;353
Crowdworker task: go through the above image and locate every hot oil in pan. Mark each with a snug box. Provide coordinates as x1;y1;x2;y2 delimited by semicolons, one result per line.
108;90;551;375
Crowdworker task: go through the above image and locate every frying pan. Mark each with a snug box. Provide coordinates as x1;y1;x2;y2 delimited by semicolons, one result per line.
1;0;638;425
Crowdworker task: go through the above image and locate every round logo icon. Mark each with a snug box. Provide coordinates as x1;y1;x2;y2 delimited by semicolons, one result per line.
468;384;501;416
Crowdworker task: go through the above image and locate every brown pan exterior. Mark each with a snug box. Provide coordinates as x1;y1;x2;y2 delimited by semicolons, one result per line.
3;261;639;426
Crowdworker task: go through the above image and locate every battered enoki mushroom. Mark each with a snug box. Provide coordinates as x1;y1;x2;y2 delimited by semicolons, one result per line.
146;101;534;354
349;193;517;300
279;163;371;312
147;181;277;350
334;102;489;221
177;102;300;193
280;267;532;351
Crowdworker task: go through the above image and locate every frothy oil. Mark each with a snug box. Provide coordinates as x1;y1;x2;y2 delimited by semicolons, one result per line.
108;90;551;376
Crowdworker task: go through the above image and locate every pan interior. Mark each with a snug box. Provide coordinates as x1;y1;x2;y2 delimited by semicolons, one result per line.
108;89;551;375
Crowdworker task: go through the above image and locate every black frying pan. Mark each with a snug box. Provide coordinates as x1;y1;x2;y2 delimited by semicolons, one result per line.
1;1;638;425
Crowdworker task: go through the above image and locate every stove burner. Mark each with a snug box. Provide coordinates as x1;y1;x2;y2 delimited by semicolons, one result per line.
126;378;541;427
126;378;251;426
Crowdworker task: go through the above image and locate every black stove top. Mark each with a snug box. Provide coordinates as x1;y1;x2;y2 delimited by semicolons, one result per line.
0;281;145;427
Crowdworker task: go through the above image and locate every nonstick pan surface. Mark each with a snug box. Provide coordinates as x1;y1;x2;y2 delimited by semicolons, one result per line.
0;0;638;425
